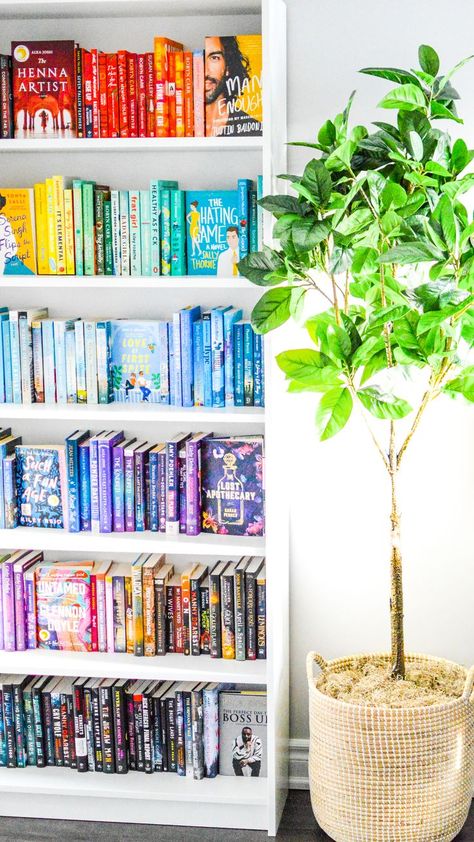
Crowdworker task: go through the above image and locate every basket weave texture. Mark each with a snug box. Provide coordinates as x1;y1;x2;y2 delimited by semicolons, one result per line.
307;652;474;842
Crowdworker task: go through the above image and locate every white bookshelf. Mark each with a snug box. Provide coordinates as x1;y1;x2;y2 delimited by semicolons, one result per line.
0;0;289;835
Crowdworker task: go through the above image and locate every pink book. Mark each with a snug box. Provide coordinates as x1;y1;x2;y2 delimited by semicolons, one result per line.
105;565;115;653
14;551;42;651
193;50;204;137
2;550;28;651
24;557;43;649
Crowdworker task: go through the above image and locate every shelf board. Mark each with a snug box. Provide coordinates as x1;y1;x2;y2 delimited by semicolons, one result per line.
0;648;266;683
0;137;262;152
0;0;261;18
0;527;265;555
0;403;265;424
0;274;256;290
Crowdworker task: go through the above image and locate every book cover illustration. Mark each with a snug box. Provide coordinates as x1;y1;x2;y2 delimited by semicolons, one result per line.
218;690;267;777
35;563;93;651
185;190;239;276
201;437;265;536
16;444;66;528
11;41;76;138
0;190;36;275
110;320;161;403
205;35;262;138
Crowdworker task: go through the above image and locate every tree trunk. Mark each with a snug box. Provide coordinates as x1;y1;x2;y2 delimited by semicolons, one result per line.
389;422;405;679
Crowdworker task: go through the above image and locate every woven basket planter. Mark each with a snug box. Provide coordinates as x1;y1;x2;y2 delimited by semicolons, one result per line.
307;652;474;842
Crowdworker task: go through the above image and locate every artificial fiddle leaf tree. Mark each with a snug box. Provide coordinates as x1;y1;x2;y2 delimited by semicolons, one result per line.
239;45;474;680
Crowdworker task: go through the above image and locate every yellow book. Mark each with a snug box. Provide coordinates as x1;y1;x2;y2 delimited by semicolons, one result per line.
0;189;36;274
45;178;57;274
33;183;49;275
63;188;75;275
52;174;66;275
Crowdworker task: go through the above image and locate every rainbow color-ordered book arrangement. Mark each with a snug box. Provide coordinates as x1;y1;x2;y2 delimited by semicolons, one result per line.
1;35;262;140
0;430;265;537
0;552;266;661
0;673;266;778
0;176;263;276
0;310;264;408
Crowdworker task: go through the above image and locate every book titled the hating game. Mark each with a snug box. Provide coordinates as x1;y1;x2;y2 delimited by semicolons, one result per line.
11;40;76;138
201;436;264;536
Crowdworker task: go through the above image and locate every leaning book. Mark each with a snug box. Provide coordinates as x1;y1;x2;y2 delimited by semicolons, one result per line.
201;436;265;536
218;689;267;777
15;444;68;529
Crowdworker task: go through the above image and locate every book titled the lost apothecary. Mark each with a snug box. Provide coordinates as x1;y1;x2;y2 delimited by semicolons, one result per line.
200;436;264;536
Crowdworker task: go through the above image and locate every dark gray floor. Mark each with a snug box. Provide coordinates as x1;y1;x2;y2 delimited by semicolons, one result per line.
0;790;473;841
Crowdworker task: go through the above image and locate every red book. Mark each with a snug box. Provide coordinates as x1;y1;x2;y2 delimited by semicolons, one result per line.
173;582;184;653
117;50;129;137
136;53;147;138
11;40;76;138
98;52;108;137
91;48;99;138
145;52;155;137
75;46;84;138
183;51;194;138
82;48;93;138
168;50;176;138
127;52;138;138
106;53;119;138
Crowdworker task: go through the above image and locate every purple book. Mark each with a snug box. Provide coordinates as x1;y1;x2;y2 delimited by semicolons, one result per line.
178;446;187;534
201;436;265;537
185;433;208;536
2;552;24;651
134;442;153;532
165;433;189;535
24;561;39;649
90;430;106;534
0;561;3;650
124;441;145;532
158;447;167;533
13;553;41;651
98;431;124;533
112;438;135;533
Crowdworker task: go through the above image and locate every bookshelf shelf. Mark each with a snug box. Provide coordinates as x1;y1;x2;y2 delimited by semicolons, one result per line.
0;526;265;555
0;0;288;835
0;648;266;684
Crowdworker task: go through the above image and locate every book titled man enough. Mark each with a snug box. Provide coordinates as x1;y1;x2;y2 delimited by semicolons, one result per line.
218;690;267;777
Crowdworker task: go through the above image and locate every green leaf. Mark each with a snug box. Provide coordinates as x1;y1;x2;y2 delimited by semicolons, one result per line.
238;248;285;286
459;220;474;251
357;387;412;419
379;241;445;264
315;388;353;440
437;195;457;252
301;159;332;206
291;217;331;253
360;351;388;384
392;312;423;350
442;366;474;402
424;160;452;178
287;375;340;393
437;54;474;96
251;287;293;333
341;313;362;354
335;208;373;237
417;295;474;333
325;139;357;171
328;326;352;362
369;304;409;328
290;287;306;321
430;100;463;123
352;336;386;366
451;138;469;174
359;67;422;86
418;44;440;76
380;182;407;210
408;131;424;161
318;119;336;147
276;349;332;381
378;83;426;111
331;176;367;227
273;213;300;249
396;191;426;219
351;247;378;278
258;194;303;217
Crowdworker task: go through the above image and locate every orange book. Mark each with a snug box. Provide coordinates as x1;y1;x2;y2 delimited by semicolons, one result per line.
154;37;183;137
175;50;184;137
168;50;176;137
183;51;194;137
127;52;138;138
181;563;198;656
145;52;155;136
143;554;165;657
125;574;134;655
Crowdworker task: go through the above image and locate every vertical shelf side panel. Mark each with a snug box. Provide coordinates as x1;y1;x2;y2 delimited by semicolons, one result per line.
262;0;289;836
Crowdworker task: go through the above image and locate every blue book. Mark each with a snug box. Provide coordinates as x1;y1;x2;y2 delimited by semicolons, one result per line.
65;320;78;403
9;312;21;404
110;320;161;404
53;319;69;404
66;429;90;533
2;319;13;404
243;322;254;406
180;305;201;408
158;321;170;405
96;320;112;404
78;436;91;531
211;306;231;407
90;431;106;534
223;307;243;406
0;685;7;765
202;312;212;407
41;319;56;404
0;311;9;402
0;435;20;530
166;433;189;535
3;454;18;529
159;180;178;276
170;189;186;276
249;189;258;253
237;178;252;261
98;430;124;533
150;180;161;276
233;321;245;407
185;189;240;276
134;442;151;532
193;320;204;407
16;444;66;529
74;321;87;404
254;332;264;407
168;321;176;406
257;174;264;250
31;319;44;403
112;437;135;532
148;443;164;532
172;312;182;406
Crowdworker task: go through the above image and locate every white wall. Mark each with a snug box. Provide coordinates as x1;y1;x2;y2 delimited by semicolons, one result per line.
285;0;474;739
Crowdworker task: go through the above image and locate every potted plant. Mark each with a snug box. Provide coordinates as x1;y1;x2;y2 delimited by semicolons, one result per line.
239;45;474;842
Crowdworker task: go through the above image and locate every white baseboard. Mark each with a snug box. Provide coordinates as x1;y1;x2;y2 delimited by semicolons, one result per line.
289;738;309;790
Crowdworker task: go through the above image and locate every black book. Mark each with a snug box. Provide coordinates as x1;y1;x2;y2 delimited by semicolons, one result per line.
31;674;50;767
83;679;96;772
90;678;103;771
42;676;60;766
220;562;237;660
166;688;177;773
234;557;251;661
190;564;208;656
125;680;142;771
98;677;116;773
72;676;89;772
151;681;173;772
112;677;130;774
209;561;229;658
199;580;210;655
142;681;159;774
165;580;175;653
0;55;13;139
12;674;29;768
132;679;149;772
2;675;16;767
256;563;267;659
245;556;265;659
66;690;77;769
59;680;72;767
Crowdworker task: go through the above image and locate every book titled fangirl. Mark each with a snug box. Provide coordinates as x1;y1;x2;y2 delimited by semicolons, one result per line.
11;41;76;138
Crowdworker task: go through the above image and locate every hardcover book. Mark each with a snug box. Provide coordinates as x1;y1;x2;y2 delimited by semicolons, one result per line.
185;190;239;276
35;562;94;651
0;189;36;275
201;436;265;536
11;41;76;138
204;35;262;138
16;444;68;529
218;690;267;777
110;320;161;403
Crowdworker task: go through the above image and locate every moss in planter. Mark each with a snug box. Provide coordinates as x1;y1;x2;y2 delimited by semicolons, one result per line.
315;656;465;707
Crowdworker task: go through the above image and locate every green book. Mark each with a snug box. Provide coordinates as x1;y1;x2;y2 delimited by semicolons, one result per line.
72;179;84;276
82;181;96;275
158;180;178;276
129;190;141;276
170;189;186;276
104;199;114;275
140;190;151;276
94;186;108;275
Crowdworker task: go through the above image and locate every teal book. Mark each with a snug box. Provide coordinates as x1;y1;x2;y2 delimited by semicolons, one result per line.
257;174;264;250
185;190;239;276
140;190;152;276
82;181;96;275
249;189;258;253
72;179;84;276
119;190;130;276
237;178;252;261
150;180;161;275
159;180;178;276
110;321;161;404
129;190;142;276
170;189;186;276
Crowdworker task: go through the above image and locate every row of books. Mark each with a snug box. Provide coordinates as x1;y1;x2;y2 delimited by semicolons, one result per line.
0;310;264;408
0;552;266;661
0;675;267;778
1;35;262;140
0;431;265;537
0;177;263;278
